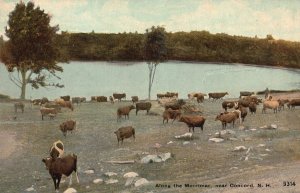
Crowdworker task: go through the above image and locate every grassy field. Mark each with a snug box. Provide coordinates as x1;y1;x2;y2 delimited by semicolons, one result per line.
0;96;300;193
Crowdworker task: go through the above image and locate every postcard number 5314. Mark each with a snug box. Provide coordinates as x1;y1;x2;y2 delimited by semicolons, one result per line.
283;181;296;186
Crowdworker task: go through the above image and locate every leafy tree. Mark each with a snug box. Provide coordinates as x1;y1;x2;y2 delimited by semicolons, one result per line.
0;2;63;99
144;26;167;100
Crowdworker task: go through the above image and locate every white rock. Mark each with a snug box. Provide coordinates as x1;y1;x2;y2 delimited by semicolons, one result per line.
84;169;95;174
158;152;172;161
167;141;173;144
209;138;224;143
229;138;238;141
105;179;119;184
260;154;269;157
141;155;162;164
26;187;34;192
63;188;77;193
124;172;139;178
105;172;117;177
93;178;103;184
250;128;257;131
175;133;193;139
270;124;278;129
259;125;268;129
233;146;247;151
257;144;266;147
183;141;190;145
265;149;271;152
125;177;137;186
134;178;149;187
230;167;238;170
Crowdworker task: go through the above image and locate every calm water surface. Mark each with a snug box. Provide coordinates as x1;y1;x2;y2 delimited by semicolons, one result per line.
0;61;299;100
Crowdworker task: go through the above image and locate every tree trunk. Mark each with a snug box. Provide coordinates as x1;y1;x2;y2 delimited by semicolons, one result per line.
148;65;152;100
20;70;27;99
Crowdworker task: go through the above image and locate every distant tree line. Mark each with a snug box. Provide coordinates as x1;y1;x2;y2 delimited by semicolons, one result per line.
54;31;300;68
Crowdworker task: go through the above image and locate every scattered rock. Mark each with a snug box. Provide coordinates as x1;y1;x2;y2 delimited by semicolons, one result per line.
230;167;238;170
141;155;162;164
260;154;269;157
209;138;224;143
175;133;193;140
250;128;257;131
124;172;139;178
159;152;172;161
93;178;103;184
135;178;149;187
63;188;77;193
105;172;117;177
233;146;247;151
167;141;173;144
270;124;278;129
257;144;266;147
229;137;238;141
260;125;277;130
125;177;137;186
183;141;190;145
141;152;171;163
84;169;95;174
25;187;34;192
265;149;271;152
105;179;119;184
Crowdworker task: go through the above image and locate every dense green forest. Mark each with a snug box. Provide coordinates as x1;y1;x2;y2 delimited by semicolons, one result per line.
2;30;300;69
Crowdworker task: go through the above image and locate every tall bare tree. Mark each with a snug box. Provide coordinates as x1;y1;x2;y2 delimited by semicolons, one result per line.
144;26;167;100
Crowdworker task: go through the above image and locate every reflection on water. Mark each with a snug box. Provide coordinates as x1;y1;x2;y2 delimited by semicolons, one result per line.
0;61;299;100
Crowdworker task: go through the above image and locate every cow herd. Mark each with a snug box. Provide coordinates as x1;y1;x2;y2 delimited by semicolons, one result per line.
11;91;300;191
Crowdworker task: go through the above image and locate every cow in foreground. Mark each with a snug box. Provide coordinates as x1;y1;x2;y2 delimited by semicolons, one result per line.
60;120;76;137
136;102;152;115
114;126;135;145
179;115;206;132
42;154;79;191
117;105;135;121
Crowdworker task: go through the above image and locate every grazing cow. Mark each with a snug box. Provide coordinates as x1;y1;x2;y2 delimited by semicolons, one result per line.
42;154;79;191
114;126;135;145
55;99;74;111
278;99;289;111
14;102;25;113
164;99;186;110
40;107;57;120
222;101;237;111
136;102;152;115
131;96;139;104
208;92;228;100
71;97;81;105
60;95;70;101
157;93;165;99
188;93;206;102
239;91;254;98
215;112;238;129
60;120;76;137
44;102;62;113
287;99;300;109
179;115;206;132
117;105;135;121
113;93;126;101
162;108;181;124
96;96;107;102
49;140;64;159
235;105;248;122
249;101;257;114
165;92;178;98
262;100;279;113
91;96;97;101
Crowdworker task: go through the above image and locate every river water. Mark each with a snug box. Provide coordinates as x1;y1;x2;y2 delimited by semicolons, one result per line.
0;61;299;100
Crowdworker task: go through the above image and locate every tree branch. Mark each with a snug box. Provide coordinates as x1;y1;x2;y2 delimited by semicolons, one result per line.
8;73;22;88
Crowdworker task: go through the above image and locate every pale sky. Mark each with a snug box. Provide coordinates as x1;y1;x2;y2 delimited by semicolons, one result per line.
1;0;300;41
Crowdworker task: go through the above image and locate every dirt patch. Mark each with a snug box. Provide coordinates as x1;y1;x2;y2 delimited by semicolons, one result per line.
0;131;19;159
